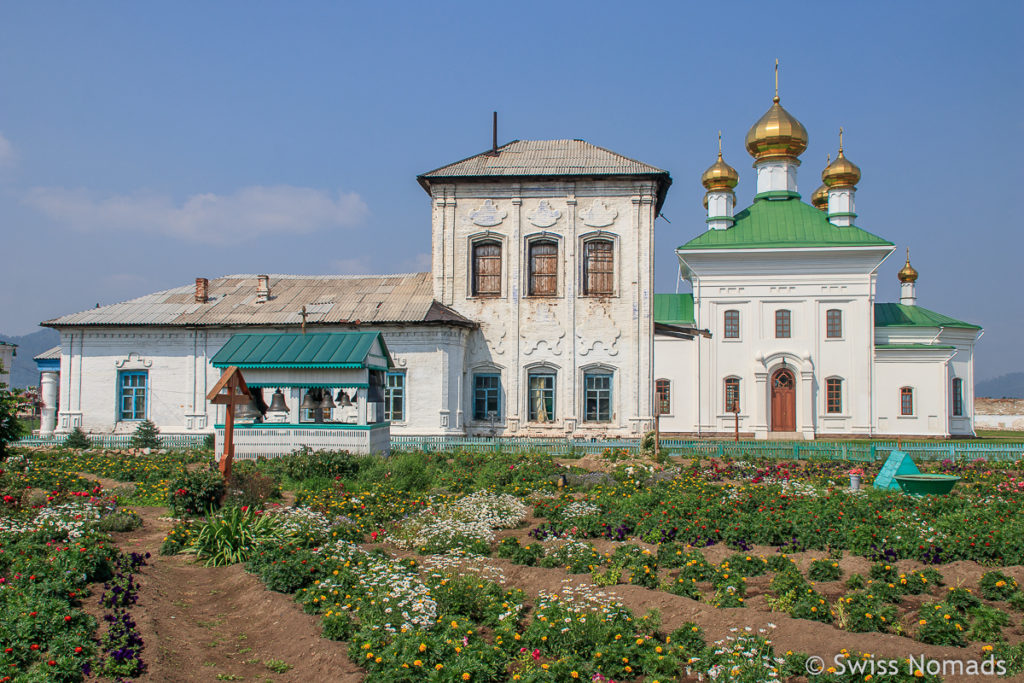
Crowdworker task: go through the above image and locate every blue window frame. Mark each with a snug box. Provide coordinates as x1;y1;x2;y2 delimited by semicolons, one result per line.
473;373;501;421
118;370;148;421
584;372;612;422
528;371;555;422
385;371;405;422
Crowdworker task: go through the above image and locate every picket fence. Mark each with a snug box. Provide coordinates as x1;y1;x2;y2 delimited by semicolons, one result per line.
14;433;1024;462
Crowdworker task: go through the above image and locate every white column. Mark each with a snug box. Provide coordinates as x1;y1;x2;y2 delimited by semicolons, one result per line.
39;371;59;437
827;187;856;226
900;281;917;306
754;160;799;196
705;191;735;230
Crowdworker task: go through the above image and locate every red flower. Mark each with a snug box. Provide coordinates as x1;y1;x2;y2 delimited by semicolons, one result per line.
30;644;39;650
64;615;72;622
74;647;83;654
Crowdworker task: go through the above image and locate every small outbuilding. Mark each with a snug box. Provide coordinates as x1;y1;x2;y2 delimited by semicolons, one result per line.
210;331;394;458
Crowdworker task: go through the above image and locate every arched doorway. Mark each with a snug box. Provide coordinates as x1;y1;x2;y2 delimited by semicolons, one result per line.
771;367;796;432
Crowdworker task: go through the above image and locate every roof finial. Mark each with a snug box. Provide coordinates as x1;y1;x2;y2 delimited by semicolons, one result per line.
906;247;910;262
717;130;722;158
839;126;844;153
773;59;779;103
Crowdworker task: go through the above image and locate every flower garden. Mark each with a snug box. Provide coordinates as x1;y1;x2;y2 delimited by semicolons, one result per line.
2;445;1024;681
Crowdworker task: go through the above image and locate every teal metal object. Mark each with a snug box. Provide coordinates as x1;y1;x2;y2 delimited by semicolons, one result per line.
873;450;920;490
894;474;961;495
211;332;392;369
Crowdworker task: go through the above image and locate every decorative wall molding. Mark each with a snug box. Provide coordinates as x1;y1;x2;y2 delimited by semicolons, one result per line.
114;352;153;369
576;327;621;356
469;200;507;227
527;200;561;228
580;199;618;227
521;315;566;356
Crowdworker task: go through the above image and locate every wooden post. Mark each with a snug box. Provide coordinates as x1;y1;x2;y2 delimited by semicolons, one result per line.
734;408;739;442
206;366;250;484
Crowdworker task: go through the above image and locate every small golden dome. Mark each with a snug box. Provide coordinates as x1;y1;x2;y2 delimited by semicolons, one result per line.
822;150;861;187
898;248;918;283
811;183;829;211
701;152;739;191
745;96;809;162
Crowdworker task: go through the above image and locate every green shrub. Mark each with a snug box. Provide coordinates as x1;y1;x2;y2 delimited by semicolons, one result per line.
168;469;225;516
130;419;161;449
495;537;544;566
868;562;898;582
838;592;898;633
321;611;356;641
628;560;660;588
723;552;769;577
968;604;1010;642
665;575;701;599
980;570;1019;601
917;602;968;646
807;558;842;582
97;510;143;533
1008;591;1024;612
765;554;798;573
845;572;866;590
225;467;281;509
63;427;91;450
258;548;322;593
790;588;832;623
944;586;982;610
188;506;285;566
711;582;745;607
160;520;195;555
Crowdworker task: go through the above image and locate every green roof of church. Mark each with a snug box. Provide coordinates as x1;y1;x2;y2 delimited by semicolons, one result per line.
212;332;392;369
874;303;980;330
653;294;695;325
678;197;893;250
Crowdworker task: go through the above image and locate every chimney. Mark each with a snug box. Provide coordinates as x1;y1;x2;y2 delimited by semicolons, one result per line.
256;275;271;303
195;278;209;303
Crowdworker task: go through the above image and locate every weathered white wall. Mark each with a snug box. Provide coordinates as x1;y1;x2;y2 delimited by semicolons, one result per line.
0;345;14;388
653;335;697;433
431;179;658;437
55;325;469;437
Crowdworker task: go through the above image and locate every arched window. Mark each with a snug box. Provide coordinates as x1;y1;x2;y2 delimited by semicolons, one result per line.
723;310;740;339
583;239;614;295
724;377;740;413
655;379;671;416
528;240;558;296
775;310;792;338
826;378;843;414
472;240;501;297
527;369;556;422
584;371;613;422
952;378;964;417
900;387;914;416
826;309;842;338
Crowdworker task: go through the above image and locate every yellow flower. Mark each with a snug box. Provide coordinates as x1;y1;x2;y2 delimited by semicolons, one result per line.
462;674;471;681
413;660;422;667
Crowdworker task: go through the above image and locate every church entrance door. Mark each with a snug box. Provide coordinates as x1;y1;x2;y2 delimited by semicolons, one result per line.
770;368;796;432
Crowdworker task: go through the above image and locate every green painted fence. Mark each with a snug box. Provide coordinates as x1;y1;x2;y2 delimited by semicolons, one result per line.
15;434;208;450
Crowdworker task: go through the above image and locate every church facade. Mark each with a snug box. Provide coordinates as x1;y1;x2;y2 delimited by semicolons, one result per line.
38;94;982;440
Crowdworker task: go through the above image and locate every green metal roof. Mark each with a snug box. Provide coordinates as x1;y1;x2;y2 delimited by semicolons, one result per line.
874;303;980;330
653;293;695;325
874;343;956;351
679;197;893;250
211;332;392;369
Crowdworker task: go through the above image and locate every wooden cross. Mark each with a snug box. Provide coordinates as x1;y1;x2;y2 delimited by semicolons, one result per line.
206;366;250;481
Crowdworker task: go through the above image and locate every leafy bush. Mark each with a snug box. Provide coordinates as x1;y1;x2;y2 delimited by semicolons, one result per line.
495;537;544;566
188;506;285;566
64;427;91;450
838;592;898;633
980;570;1019;600
789;587;832;623
167;468;225;516
159;520;195;555
845;572;866;590
944;586;982;610
97;510;143;533
130;419;161;449
916;601;968;646
968;604;1010;642
807;558;842;582
0;370;23;459
225;467;281;509
257;547;322;593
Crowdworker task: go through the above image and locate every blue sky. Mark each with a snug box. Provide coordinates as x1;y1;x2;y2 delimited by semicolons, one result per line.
0;1;1020;380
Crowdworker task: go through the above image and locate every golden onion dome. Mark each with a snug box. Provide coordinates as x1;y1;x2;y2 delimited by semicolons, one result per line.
701;151;739;191
898;248;919;283
811;183;829;211
745;96;809;162
822;148;861;187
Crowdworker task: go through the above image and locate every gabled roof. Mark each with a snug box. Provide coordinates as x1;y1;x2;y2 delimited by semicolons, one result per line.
418;139;672;212
874;303;980;330
653;293;695;325
42;273;476;329
678;197;893;250
33;346;61;361
212;332;391;370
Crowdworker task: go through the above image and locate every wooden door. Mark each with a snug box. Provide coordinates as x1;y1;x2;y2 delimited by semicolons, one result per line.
771;368;796;431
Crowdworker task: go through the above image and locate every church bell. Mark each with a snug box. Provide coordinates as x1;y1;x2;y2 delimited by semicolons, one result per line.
320;390;336;411
300;390;319;411
268;389;289;413
336;390;353;407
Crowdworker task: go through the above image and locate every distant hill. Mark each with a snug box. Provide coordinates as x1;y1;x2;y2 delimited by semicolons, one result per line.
0;329;60;388
976;372;1024;399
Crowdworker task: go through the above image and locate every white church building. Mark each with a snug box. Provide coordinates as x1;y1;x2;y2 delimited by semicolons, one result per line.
37;93;982;442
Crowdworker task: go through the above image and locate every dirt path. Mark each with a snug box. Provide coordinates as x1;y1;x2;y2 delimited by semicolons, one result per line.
111;506;364;683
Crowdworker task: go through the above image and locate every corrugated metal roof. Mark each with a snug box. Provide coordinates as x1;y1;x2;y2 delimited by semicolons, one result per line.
874;303;980;330
875;343;956;350
679;197;893;250
42;273;476;329
653;294;695;325
419;139;668;179
33;346;61;361
211;332;389;368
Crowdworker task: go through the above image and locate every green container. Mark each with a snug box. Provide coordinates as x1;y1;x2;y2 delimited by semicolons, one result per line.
894;474;961;495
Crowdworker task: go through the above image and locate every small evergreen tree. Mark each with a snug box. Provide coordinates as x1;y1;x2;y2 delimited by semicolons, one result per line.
64;426;91;449
0;361;23;460
131;419;162;449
